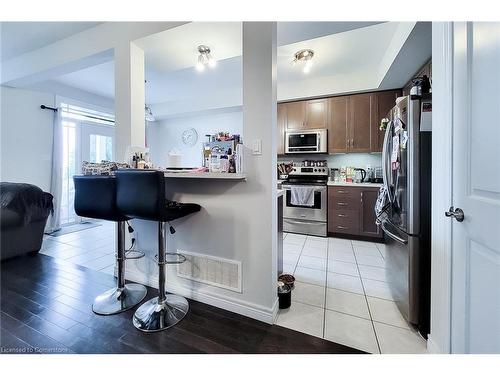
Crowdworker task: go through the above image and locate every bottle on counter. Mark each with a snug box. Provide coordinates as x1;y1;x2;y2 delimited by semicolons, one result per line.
137;154;146;169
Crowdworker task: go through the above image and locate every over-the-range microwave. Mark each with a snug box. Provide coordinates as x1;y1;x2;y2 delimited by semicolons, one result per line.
285;129;327;154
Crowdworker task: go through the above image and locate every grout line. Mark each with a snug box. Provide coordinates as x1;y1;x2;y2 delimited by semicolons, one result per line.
321;237;330;339
351;239;382;354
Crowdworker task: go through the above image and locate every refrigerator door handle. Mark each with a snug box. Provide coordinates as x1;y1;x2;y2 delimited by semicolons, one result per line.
381;220;408;245
382;120;394;203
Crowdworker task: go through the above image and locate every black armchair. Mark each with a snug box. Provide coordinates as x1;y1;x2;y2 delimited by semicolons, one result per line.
0;182;53;261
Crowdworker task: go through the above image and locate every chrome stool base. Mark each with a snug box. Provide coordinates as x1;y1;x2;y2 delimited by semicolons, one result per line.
133;295;189;332
92;283;147;315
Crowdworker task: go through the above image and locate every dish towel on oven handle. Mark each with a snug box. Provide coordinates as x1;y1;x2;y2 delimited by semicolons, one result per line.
290;185;315;207
375;185;390;225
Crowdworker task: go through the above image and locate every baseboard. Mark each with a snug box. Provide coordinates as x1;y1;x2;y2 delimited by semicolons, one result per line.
426;335;443;354
124;269;276;324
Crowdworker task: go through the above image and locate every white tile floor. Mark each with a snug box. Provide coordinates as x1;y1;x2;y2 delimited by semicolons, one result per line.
40;223;426;353
40;220;117;275
277;232;428;354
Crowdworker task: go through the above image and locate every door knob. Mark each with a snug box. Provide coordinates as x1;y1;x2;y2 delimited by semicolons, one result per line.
445;206;465;222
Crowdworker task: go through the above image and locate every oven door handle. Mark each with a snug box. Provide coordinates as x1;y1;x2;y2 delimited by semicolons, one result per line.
282;187;326;192
284;218;326;226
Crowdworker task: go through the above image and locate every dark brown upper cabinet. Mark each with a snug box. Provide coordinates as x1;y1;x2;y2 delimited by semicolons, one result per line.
284;101;306;130
279;89;402;155
371;90;402;152
348;93;375;153
277;103;286;155
328;96;349;154
305;99;328;129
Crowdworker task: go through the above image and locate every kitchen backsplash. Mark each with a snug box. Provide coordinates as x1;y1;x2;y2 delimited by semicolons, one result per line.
278;153;382;170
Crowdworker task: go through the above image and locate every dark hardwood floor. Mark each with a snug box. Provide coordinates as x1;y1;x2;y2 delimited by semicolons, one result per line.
0;253;364;354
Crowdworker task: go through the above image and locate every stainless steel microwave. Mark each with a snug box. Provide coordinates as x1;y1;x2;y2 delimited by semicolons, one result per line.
285;129;327;154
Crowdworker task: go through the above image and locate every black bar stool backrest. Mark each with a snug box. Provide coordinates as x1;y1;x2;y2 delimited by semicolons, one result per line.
115;170;166;221
73;175;128;222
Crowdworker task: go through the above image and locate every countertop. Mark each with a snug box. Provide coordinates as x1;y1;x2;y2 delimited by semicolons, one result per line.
327;181;383;188
163;172;247;180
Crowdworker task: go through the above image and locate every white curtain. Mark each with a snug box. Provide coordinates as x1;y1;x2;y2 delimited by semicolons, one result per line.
45;108;63;233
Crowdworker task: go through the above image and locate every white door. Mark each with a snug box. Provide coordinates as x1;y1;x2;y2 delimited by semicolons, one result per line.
59;120;115;225
451;22;500;353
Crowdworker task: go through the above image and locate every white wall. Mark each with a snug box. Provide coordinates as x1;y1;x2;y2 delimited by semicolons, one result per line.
146;107;243;168
0;86;55;191
428;22;453;354
125;22;279;323
0;85;115;191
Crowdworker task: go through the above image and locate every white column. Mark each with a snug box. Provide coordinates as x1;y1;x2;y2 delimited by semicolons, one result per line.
114;41;145;161
242;22;278;308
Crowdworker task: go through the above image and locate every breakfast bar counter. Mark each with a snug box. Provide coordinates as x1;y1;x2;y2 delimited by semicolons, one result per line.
163;172;247;180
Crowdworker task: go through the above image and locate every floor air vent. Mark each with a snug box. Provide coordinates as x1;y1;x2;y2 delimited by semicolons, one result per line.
176;251;242;293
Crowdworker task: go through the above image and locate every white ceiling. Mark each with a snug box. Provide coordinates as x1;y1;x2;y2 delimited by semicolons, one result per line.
277;22;401;82
3;21;431;118
135;22;242;74
277;22;384;46
0;22;101;61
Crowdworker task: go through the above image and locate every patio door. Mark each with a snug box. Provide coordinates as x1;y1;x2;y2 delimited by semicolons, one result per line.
81;122;115;163
60;119;115;226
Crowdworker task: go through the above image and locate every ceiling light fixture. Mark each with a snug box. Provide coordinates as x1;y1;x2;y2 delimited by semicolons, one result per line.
196;45;216;72
291;49;315;74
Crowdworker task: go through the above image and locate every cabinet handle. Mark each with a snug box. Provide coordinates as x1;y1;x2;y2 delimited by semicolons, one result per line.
337;225;348;230
337;190;347;194
351;139;354;147
337;202;348;206
337;214;347;217
361;191;363;204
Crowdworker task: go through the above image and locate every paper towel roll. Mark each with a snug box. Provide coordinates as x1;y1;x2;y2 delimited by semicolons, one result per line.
167;150;182;168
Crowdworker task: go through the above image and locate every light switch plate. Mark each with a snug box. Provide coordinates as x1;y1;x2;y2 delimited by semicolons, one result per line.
252;139;262;155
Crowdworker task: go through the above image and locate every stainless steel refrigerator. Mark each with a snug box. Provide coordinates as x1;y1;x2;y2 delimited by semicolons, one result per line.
379;94;432;337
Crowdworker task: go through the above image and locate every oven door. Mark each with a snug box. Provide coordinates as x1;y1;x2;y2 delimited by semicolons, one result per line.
282;184;327;222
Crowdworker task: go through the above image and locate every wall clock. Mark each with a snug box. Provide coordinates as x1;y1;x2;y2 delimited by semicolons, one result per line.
181;128;198;147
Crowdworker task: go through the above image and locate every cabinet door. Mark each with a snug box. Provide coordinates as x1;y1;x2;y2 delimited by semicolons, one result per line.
372;90;401;152
285;101;306;129
359;188;382;237
305;99;327;129
349;93;375;152
328;96;349;153
277;103;286;155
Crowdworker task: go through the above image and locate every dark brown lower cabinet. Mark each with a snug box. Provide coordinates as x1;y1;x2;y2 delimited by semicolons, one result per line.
328;186;383;239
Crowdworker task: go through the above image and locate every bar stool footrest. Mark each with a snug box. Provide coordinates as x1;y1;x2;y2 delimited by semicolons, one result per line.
125;250;145;260
154;252;187;265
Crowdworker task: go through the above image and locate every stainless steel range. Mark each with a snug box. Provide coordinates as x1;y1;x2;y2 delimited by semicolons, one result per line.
282;162;329;237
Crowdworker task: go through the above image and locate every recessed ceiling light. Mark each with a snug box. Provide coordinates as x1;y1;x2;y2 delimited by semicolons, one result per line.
196;45;216;72
291;49;314;74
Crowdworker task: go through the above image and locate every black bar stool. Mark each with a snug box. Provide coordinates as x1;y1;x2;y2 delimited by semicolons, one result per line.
115;170;201;332
73;175;147;315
